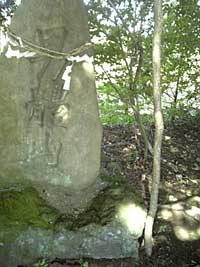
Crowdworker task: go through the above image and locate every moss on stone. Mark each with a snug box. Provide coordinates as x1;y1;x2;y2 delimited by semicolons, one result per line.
55;174;145;230
0;174;145;244
0;185;59;243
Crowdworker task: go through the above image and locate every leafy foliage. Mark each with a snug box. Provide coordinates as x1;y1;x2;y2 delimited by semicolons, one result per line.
86;0;200;125
161;0;200;120
98;84;134;125
88;0;153;104
0;0;16;25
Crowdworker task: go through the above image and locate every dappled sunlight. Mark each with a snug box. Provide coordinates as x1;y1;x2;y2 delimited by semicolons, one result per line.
186;206;200;218
186;190;192;197
174;225;200;241
174;227;190;240
171;202;184;211
117;203;146;235
161;209;172;220
160;195;200;241
55;104;70;125
15;0;22;5
164;135;171;141
190;179;199;185
82;61;94;76
168;195;178;202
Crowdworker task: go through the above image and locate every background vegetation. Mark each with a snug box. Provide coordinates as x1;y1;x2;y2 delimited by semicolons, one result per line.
86;0;200;126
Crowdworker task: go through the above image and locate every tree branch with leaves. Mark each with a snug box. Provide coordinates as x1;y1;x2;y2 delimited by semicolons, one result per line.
87;0;153;154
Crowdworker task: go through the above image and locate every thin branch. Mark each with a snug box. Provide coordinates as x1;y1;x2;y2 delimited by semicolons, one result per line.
132;45;144;91
112;17;131;73
100;65;128;104
107;0;133;36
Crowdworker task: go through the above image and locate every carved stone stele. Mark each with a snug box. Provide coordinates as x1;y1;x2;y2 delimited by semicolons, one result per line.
0;0;102;212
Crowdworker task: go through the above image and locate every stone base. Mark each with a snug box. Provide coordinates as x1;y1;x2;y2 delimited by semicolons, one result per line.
2;224;139;267
0;175;146;267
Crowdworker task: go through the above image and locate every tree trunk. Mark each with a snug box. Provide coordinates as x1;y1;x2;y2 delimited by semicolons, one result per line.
144;0;164;256
133;106;153;157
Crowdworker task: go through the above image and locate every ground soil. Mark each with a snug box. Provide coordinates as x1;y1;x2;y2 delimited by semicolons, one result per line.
100;120;200;267
31;120;200;267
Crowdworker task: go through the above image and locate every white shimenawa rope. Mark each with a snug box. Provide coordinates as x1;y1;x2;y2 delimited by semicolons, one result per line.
0;28;94;91
62;54;94;91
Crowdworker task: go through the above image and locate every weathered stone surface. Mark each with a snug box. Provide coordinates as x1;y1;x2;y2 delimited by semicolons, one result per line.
0;175;146;266
0;1;146;265
0;0;102;212
5;225;139;267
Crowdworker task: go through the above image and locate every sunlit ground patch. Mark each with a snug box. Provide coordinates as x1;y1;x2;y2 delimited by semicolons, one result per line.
117;203;146;236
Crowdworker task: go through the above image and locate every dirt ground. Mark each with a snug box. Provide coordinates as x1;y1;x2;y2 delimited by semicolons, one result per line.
27;121;200;267
100;120;200;267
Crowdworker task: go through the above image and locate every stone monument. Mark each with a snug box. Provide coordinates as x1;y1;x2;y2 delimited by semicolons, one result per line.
0;0;102;212
0;1;146;266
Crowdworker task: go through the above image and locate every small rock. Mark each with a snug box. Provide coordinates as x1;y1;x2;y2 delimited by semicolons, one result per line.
176;174;183;180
